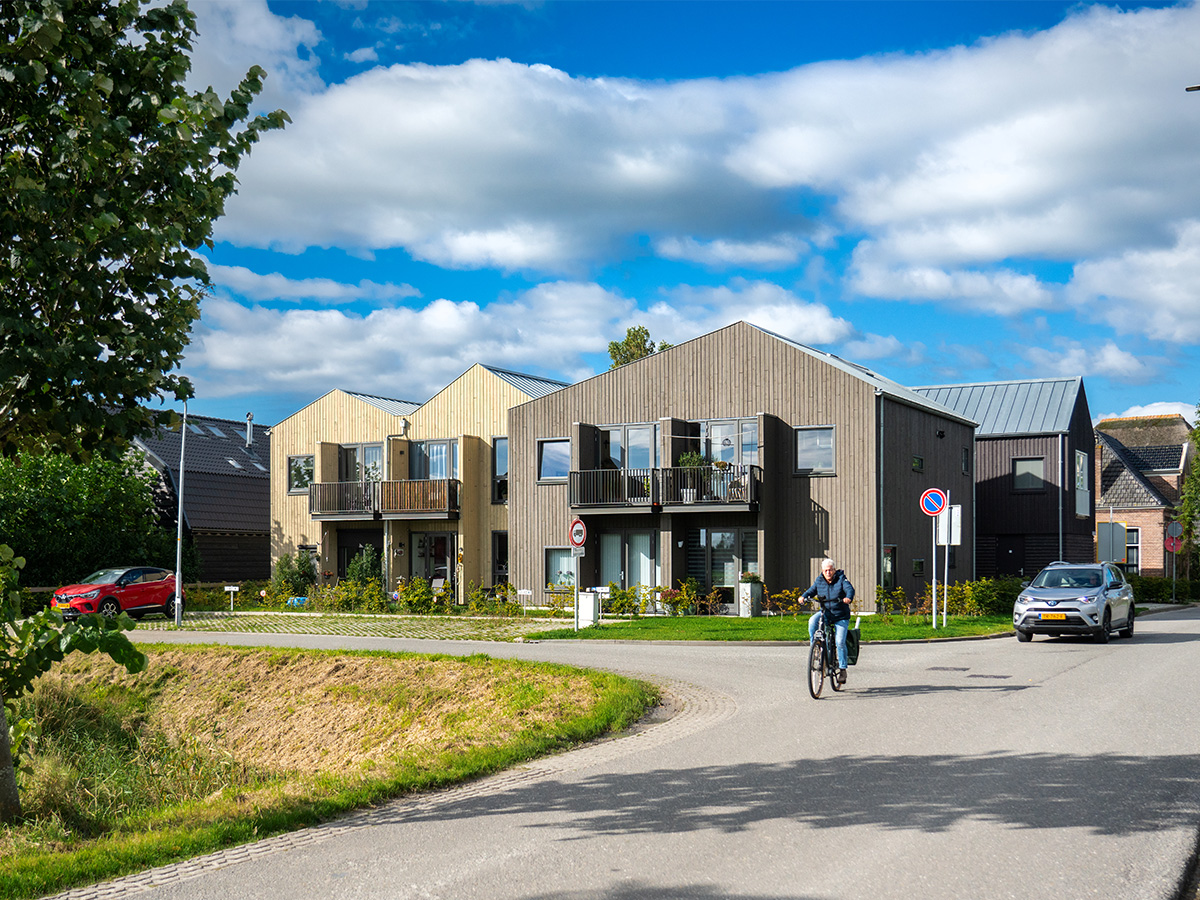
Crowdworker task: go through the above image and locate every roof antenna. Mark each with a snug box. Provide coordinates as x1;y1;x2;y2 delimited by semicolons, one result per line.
246;412;254;448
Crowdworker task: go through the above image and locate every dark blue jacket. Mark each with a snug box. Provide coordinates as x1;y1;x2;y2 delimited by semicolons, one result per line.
802;570;855;623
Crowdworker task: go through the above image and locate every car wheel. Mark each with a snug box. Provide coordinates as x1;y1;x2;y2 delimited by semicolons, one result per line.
1118;607;1135;639
162;596;177;620
98;598;120;618
1094;608;1111;644
1016;629;1032;642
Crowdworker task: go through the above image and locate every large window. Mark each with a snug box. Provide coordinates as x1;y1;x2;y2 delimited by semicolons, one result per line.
412;440;458;480
545;547;575;589
492;531;509;585
599;424;656;470
288;455;314;493
1013;457;1045;491
1075;449;1090;517
706;419;758;467
492;438;509;503
339;443;382;481
795;426;836;474
538;438;571;481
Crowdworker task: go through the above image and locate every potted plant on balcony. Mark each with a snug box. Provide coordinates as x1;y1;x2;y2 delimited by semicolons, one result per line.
677;450;706;502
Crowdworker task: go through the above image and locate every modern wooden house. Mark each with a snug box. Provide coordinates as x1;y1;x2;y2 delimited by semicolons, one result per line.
913;378;1094;577
270;366;566;594
1094;415;1194;576
508;322;977;610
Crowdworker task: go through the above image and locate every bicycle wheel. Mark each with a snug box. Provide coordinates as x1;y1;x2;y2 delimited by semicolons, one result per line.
807;636;825;699
828;633;844;692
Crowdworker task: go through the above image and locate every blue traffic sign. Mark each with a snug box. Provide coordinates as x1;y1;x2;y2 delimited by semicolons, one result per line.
920;488;948;517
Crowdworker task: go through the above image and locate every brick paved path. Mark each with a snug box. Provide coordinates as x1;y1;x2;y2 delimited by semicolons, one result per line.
133;612;575;641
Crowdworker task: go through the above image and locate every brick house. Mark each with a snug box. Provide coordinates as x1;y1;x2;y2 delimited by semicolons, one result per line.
1094;415;1195;576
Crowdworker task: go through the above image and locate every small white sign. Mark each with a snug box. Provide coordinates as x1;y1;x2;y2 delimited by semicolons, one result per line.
936;505;962;546
571;546;586;557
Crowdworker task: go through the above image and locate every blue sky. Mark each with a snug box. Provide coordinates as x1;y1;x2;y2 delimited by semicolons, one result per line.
178;0;1200;428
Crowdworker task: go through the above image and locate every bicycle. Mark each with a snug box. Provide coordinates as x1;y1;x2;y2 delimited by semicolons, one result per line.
807;611;846;699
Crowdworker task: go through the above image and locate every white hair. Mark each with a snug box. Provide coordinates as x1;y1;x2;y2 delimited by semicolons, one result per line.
821;558;835;569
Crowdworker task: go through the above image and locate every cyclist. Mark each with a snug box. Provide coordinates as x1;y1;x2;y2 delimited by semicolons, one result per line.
804;557;855;685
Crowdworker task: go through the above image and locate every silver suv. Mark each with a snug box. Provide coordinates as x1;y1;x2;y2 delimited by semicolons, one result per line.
1013;562;1134;643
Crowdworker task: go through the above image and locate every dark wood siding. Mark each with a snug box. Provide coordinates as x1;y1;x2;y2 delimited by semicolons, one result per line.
509;322;975;610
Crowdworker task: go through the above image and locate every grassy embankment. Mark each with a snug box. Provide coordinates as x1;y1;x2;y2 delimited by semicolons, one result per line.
0;645;656;900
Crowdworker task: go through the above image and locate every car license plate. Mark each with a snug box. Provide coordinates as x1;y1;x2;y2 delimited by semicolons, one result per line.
1040;612;1067;620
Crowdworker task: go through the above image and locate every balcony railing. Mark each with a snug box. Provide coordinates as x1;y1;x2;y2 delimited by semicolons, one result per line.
309;480;461;518
569;468;657;507
568;465;761;509
660;464;760;506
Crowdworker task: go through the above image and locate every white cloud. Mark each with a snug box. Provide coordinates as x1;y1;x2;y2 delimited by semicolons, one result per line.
198;2;1200;300
842;334;926;366
187;0;324;110
1021;339;1153;381
345;47;379;64
1068;220;1200;343
654;234;807;268
207;264;419;304
849;245;1057;315
639;279;855;347
1093;402;1195;426
186;283;632;401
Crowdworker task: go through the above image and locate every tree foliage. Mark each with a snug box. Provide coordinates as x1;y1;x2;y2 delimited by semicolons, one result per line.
607;325;673;369
0;450;199;587
0;0;289;460
1176;399;1200;579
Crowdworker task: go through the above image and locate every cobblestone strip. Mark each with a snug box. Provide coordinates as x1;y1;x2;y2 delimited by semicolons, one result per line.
133;613;574;641
43;677;736;900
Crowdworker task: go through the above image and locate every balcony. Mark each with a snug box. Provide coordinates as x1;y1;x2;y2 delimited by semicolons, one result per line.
568;465;760;513
309;480;461;521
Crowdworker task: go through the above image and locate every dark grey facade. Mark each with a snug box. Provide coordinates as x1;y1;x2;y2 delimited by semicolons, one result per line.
914;378;1095;578
509;322;976;611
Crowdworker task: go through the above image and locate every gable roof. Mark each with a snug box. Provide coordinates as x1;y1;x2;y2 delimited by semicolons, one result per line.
135;413;272;532
344;391;423;417
746;324;977;426
912;377;1084;436
1123;444;1185;472
1096;431;1172;509
483;365;569;399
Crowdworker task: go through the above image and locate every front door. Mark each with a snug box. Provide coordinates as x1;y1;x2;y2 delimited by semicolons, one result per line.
996;534;1026;577
414;532;456;590
599;531;658;590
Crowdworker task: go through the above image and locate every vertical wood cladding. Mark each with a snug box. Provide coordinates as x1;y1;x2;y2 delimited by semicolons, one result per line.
509;322;976;609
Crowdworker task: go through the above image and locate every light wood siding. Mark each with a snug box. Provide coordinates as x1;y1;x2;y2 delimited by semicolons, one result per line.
509;322;972;610
271;369;544;592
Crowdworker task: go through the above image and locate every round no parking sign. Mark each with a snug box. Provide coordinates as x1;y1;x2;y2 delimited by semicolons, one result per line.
920;488;947;517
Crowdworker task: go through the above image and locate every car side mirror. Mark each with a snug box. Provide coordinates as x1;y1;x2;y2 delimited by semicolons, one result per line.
1020;581;1030;588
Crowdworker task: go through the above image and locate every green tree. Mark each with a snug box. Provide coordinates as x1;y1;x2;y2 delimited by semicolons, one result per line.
607;325;674;369
0;450;198;587
0;0;289;461
0;0;287;822
1176;399;1200;580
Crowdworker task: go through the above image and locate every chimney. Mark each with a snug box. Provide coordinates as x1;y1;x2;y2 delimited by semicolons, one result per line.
246;412;254;448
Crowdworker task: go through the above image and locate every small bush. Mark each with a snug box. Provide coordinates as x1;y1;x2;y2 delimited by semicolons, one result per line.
396;576;436;614
345;545;382;586
271;549;317;598
307;577;388;613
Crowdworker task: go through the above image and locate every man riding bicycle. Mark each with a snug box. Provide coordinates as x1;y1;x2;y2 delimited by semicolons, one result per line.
804;558;854;685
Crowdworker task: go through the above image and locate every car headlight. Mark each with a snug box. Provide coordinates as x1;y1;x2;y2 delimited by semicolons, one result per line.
1015;593;1031;607
77;589;101;601
1076;594;1101;607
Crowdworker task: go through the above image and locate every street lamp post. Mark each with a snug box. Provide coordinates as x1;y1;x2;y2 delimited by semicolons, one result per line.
174;401;187;627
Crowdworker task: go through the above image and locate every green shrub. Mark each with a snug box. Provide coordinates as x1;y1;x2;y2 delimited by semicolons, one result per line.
465;582;521;617
603;582;644;617
307;577;388;613
396;576;436;614
345;545;382;586
1126;573;1195;602
271;549;317;598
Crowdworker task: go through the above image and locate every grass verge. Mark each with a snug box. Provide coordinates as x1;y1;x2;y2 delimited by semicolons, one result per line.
524;614;1015;642
0;645;656;900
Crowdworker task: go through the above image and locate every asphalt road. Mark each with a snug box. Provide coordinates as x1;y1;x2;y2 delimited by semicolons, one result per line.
69;607;1200;900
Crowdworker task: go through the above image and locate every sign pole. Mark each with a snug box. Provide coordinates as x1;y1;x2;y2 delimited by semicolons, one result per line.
943;490;950;628
931;515;937;629
919;488;947;630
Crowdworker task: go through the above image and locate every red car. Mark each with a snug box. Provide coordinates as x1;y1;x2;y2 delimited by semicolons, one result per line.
52;567;181;621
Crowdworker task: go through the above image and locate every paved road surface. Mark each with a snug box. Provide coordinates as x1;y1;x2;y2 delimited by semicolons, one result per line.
55;607;1200;900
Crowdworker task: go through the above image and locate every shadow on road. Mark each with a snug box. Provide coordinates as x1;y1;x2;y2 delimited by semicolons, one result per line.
389;751;1200;840
524;882;821;900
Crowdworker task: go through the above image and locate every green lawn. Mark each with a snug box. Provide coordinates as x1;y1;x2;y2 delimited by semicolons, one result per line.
525;614;1015;642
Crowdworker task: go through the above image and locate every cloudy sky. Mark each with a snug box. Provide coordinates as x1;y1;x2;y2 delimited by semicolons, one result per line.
178;0;1200;427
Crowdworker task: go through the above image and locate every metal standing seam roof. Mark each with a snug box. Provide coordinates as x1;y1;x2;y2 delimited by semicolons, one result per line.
912;378;1083;436
344;392;423;417
484;365;571;399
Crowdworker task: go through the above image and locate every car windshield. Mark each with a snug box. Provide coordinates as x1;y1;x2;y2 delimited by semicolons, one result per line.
79;568;129;585
1030;568;1102;589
